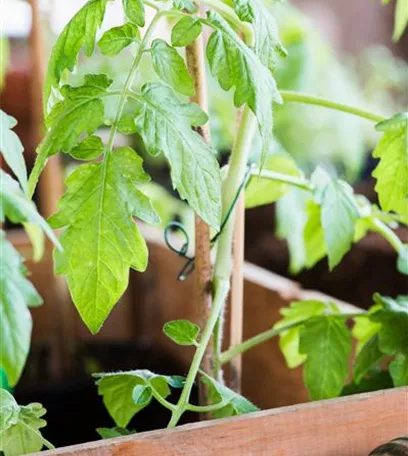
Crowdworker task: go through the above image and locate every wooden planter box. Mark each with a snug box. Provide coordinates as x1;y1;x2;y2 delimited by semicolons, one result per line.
9;226;408;455
31;387;407;456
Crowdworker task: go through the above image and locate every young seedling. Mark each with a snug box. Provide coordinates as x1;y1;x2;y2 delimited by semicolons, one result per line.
2;0;406;447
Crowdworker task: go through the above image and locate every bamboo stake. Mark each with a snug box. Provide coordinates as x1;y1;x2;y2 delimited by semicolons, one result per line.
185;5;214;410
29;0;74;378
229;192;245;392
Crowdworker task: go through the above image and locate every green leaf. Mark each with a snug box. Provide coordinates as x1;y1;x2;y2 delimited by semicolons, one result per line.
69;135;105;161
149;376;171;398
0;236;40;386
116;114;138;135
0;389;53;456
132;384;152;405
371;294;408;355
1;170;59;247
96;427;135;439
341;369;393;396
397;244;408;275
130;83;221;229
44;0;109;111
95;373;151;427
0;110;27;193
352;306;382;352
150;40;194;97
372;112;408;219
319;177;359;269
171;17;202;47
163;320;200;346
95;370;176;427
172;0;197;13
233;0;286;72
206;11;282;166
98;23;140;56
30;74;112;194
274;300;328;369
393;0;408;41
276;188;309;274
353;335;383;384
245;155;302;209
49;147;156;333
303;200;327;269
201;374;259;418
122;0;145;27
389;353;408;386
299;316;352;400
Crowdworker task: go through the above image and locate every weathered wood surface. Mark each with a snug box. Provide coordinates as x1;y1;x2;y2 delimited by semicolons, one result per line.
33;387;408;456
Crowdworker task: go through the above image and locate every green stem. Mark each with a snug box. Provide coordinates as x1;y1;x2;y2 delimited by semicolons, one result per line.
280;90;386;123
220;312;365;365
150;387;177;412
212;106;257;380
104;11;164;154
367;218;404;253
220;321;301;365
167;278;230;428
186;397;232;413
251;168;313;191
144;0;161;9
201;0;253;41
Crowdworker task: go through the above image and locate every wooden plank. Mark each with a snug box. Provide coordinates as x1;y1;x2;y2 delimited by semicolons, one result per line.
33;387;408;456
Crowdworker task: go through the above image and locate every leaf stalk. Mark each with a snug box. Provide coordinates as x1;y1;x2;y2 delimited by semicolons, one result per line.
280;90;387;123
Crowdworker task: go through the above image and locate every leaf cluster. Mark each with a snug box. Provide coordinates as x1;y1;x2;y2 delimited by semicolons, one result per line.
0;389;53;456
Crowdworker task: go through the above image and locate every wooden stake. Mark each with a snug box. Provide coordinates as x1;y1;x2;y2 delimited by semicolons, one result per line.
185;5;214;410
229;192;245;392
29;0;74;378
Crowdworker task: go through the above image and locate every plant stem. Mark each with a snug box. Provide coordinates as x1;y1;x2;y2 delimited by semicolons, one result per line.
150;387;177;412
186;397;232;413
280;91;386;123
220;312;365;365
367;218;404;253
220;321;301;365
250;168;313;191
201;0;253;41
105;11;163;154
185;3;215;412
212;106;257;381
167;278;230;428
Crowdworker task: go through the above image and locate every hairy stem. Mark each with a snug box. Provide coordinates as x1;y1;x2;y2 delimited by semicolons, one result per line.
212;106;257;381
167;278;230;428
280;90;386;123
220;321;301;365
250;168;313;191
201;0;253;41
150;387;176;412
105;11;163;155
220;312;365;365
367;218;404;253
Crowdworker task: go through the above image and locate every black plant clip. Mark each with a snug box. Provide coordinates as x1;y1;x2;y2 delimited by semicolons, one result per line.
164;164;254;281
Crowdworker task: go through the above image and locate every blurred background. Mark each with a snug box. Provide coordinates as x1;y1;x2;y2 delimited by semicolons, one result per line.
1;0;407;448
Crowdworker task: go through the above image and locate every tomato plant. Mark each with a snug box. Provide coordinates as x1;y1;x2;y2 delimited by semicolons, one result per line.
1;0;407;453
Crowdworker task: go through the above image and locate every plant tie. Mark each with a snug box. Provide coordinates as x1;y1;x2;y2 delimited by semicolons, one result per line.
164;164;254;281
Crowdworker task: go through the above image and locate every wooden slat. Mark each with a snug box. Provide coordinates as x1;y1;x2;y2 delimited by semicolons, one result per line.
33;387;408;456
